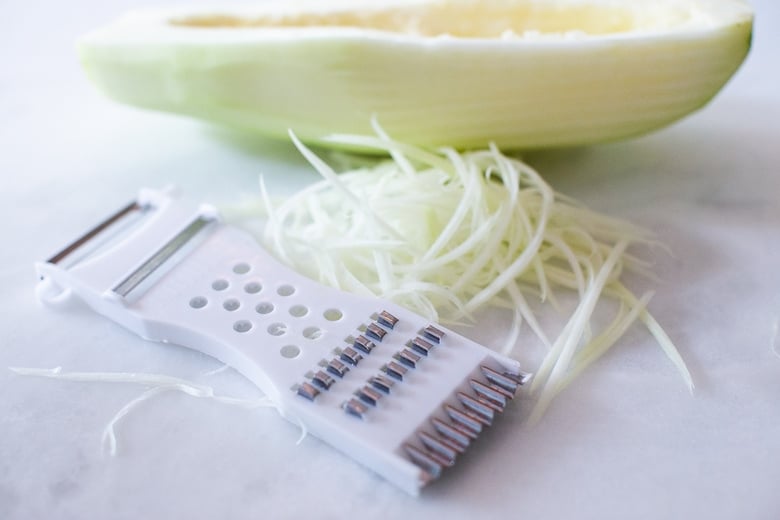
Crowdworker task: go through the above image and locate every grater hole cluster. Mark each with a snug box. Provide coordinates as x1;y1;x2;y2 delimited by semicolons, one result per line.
189;261;333;352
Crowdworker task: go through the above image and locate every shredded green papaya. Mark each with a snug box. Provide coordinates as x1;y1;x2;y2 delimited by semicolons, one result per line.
242;126;692;418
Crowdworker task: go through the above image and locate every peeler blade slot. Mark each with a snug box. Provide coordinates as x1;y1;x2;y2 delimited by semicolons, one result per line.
47;201;142;265
112;215;214;298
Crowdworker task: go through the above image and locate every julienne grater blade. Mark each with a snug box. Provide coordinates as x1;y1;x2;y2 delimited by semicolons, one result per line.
35;188;531;496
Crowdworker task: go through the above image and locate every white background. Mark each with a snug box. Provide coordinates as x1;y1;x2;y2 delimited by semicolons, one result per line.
1;2;778;519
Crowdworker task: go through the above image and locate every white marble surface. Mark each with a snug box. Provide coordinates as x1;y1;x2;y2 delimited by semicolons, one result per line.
1;2;779;519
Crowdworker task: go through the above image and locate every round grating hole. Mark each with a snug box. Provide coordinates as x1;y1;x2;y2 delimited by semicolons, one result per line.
233;262;251;274
280;345;300;359
223;299;240;312
277;284;295;296
302;327;322;340
268;322;287;336
256;302;274;315
212;279;229;291
323;308;343;321
233;320;252;333
289;305;308;318
189;296;207;309
244;281;262;294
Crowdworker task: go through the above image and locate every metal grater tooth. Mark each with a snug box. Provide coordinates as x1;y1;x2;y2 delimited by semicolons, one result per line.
369;375;394;394
365;323;387;342
432;417;475;446
480;365;527;394
404;444;443;479
488;382;515;400
311;371;335;390
478;395;504;413
419;431;459;462
326;359;350;378
422;446;456;468
396;349;421;368
377;310;399;329
431;432;467;454
422;325;445;344
444;404;486;433
340;347;363;366
382;361;408;381
353;335;376;354
357;386;382;406
470;379;509;406
410;336;434;356
296;382;320;401
343;398;368;419
457;392;500;422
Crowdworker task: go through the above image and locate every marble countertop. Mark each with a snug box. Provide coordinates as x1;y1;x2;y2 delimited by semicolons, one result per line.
2;1;778;519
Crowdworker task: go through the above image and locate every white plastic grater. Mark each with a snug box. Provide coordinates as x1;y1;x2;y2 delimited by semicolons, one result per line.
35;188;531;496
